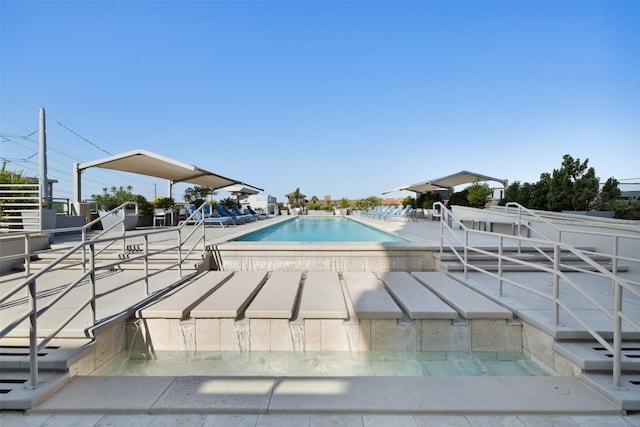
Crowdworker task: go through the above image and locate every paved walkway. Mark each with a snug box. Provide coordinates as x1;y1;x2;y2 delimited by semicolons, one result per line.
2;411;639;426
3;214;640;425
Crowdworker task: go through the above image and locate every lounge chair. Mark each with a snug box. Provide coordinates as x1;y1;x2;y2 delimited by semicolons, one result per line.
216;204;249;224
376;206;398;220
361;206;380;218
177;204;231;227
233;205;257;222
206;212;236;227
247;205;266;220
386;204;413;221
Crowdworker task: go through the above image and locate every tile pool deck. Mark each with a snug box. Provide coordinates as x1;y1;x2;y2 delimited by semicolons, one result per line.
3;214;640;425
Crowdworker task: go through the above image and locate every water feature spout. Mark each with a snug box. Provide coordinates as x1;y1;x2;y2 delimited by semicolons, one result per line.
179;319;196;353
127;319;154;360
344;321;361;353
234;319;251;354
288;321;306;353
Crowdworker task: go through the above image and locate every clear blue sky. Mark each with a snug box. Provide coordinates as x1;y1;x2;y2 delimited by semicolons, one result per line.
2;0;638;203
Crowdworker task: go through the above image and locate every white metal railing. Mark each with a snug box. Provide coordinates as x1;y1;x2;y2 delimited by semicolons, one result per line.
434;202;640;388
504;202;640;281
0;183;42;231
0;203;212;387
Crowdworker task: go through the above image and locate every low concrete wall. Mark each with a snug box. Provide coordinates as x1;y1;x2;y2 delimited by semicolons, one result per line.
216;242;436;272
130;317;522;353
0;233;50;274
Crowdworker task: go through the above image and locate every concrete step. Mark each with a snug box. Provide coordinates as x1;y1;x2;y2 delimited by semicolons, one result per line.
581;372;640;411
434;251;610;263
551;340;640;411
552;340;640;372
0;337;95;371
0;337;95;410
13;250;205;272
440;262;627;273
0;369;70;410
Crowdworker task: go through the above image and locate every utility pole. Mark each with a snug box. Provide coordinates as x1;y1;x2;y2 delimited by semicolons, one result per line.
39;107;49;206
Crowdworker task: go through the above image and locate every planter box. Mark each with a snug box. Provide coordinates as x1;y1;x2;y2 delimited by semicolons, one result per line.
20;208;57;231
99;210;139;232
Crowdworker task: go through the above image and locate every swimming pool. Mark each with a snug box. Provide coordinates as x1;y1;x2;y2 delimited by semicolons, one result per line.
234;217;407;242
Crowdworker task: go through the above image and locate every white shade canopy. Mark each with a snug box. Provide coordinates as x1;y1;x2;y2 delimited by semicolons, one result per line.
74;149;262;202
223;184;261;196
383;170;508;194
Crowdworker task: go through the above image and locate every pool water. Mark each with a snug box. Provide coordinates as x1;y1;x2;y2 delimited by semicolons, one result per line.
92;351;550;377
234;217;407;242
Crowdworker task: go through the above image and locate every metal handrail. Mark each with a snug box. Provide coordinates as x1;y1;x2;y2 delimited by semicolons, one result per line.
434;202;639;388
0;203;211;387
504;202;640;281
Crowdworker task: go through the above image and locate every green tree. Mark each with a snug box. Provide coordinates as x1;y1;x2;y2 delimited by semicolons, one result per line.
321;200;334;211
93;185;135;211
547;154;599;211
529;174;551;210
308;195;320;210
353;196;381;211
215;197;234;208
0;162;36;184
417;191;443;209
338;198;350;209
287;188;306;209
612;198;640;220
401;196;415;208
596;177;621;210
183;185;214;207
448;189;470;207
153;196;175;209
467;180;492;208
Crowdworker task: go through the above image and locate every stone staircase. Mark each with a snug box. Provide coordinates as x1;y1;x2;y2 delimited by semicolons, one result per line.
0;269;524;410
438;243;640;411
0;338;95;410
12;244;209;273
434;246;626;274
552;340;640;411
2;243;207;410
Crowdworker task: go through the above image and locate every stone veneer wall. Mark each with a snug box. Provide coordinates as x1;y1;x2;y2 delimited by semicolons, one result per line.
129;317;523;353
216;244;435;272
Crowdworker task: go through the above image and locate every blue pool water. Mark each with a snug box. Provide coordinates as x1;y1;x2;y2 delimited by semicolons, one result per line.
234;217;407;242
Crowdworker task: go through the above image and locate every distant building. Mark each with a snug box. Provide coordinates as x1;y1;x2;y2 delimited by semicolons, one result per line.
619;183;640;200
244;194;278;215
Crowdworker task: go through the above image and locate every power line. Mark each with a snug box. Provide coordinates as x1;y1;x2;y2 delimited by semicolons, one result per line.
56;121;113;156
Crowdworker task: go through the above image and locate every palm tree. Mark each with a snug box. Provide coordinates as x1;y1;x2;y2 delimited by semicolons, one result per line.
287;188;306;212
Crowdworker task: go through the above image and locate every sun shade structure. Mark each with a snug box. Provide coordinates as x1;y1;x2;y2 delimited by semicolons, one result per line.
223;184;261;196
224;184;261;204
383;170;508;195
73;149;262;202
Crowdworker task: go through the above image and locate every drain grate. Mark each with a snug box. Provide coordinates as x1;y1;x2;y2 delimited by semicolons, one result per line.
0;345;59;350
0;379;27;394
0;344;59;357
0;352;48;356
592;346;640;359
